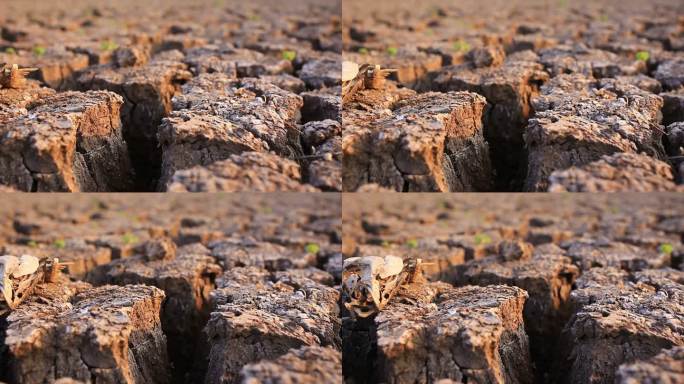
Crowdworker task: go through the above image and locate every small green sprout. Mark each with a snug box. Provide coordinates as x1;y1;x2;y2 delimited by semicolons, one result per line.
122;232;139;245
248;14;261;21
100;40;118;51
5;47;16;55
474;233;492;246
386;46;399;57
598;14;608;22
93;199;108;210
635;51;650;62
32;46;46;57
27;240;38;248
452;40;471;53
358;47;369;55
305;243;320;254
260;206;273;214
659;243;674;255
406;239;418;249
381;240;391;248
53;239;66;249
281;50;297;62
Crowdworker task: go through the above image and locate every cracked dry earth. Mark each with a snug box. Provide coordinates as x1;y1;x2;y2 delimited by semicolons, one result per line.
0;0;341;192
342;0;684;192
342;193;684;384
0;194;342;384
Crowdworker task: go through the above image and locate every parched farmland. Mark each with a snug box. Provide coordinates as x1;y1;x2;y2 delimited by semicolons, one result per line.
342;193;684;383
0;194;342;383
0;0;341;192
341;0;684;192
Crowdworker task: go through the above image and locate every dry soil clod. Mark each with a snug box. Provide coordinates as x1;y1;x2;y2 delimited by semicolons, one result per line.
2;282;171;384
204;266;340;384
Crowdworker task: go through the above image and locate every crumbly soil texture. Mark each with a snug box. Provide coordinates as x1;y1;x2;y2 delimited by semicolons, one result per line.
0;0;342;192
342;193;684;384
342;0;684;192
0;194;342;384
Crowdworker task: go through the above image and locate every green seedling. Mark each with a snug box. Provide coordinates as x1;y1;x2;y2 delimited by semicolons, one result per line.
100;40;118;51
4;47;16;55
248;14;261;21
386;46;399;57
659;243;674;255
358;47;369;55
635;51;650;62
27;240;38;248
122;232;139;245
32;46;46;57
406;239;418;249
452;40;471;53
282;50;297;62
305;243;320;254
53;239;66;249
381;240;391;248
474;233;492;246
93;199;108;210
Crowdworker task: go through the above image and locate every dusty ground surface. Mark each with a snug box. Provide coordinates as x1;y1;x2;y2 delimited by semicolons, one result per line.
0;194;342;384
342;0;684;192
0;0;341;192
342;193;684;384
